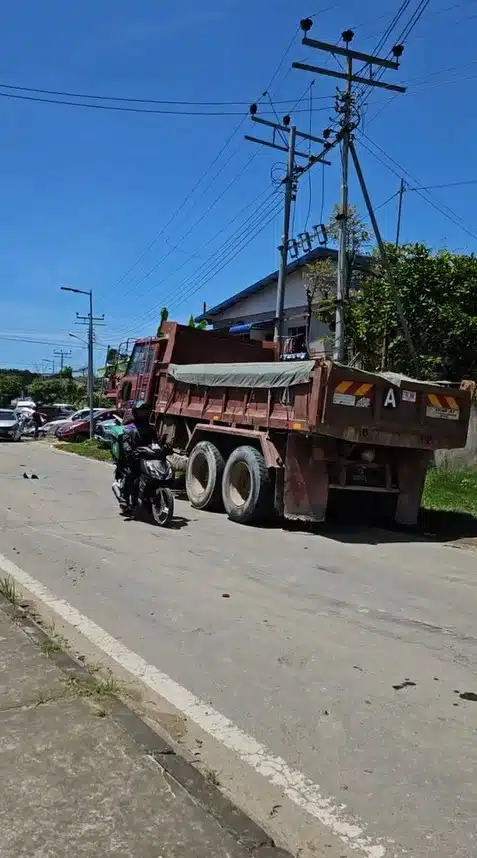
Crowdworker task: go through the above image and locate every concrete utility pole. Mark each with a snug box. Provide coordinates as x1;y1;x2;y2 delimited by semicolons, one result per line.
395;178;406;247
61;287;104;439
245;110;332;350
293;19;407;363
275;124;296;345
53;349;72;373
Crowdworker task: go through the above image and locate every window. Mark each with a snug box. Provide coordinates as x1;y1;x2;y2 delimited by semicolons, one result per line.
127;343;154;376
288;326;306;338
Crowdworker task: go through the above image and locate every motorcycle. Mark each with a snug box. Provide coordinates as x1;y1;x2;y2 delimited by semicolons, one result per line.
112;442;175;527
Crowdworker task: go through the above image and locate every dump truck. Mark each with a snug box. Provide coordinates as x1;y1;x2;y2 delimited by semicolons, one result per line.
113;322;473;527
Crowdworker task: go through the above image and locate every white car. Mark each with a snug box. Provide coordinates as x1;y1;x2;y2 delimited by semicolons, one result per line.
41;408;107;437
0;409;22;441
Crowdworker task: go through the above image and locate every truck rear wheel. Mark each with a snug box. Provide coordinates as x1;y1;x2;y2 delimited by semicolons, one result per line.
222;445;272;525
186;441;225;511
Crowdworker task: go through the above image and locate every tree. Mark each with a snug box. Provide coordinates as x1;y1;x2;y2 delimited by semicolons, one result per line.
319;243;477;380
188;315;207;330
0;373;25;407
157;307;169;336
302;205;370;354
28;376;79;405
302;257;335;351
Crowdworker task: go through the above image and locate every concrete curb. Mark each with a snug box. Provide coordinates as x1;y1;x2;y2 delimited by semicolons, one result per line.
0;595;292;858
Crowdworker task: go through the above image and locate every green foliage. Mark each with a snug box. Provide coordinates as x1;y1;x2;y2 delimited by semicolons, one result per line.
28;376;79;405
321;243;477;380
188;315;207;329
157;307;169;336
0;373;26;406
326;203;371;258
60;366;73;379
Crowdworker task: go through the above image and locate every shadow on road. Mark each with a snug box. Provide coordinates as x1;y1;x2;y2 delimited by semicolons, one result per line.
280;507;477;547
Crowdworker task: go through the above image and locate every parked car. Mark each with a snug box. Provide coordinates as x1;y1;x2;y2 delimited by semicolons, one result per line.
57;409;120;442
13;399;36;412
41;407;106;437
94;416;122;447
0;409;22;441
38;403;75;423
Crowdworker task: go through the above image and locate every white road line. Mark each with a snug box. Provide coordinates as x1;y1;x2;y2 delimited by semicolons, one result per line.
0;551;387;858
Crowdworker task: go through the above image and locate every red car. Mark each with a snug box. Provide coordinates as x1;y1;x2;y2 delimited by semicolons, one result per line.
56;409;120;442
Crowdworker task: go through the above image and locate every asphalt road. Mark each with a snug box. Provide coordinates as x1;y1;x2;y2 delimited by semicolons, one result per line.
0;440;476;858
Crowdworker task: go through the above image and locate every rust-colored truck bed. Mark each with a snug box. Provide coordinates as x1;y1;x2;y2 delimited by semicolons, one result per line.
156;357;471;451
152;357;472;527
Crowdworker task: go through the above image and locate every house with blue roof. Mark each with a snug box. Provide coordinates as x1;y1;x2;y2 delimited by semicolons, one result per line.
195;246;370;356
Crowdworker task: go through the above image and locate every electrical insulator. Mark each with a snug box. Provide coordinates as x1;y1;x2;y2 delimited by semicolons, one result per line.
318;225;328;246
342;29;354;44
299;232;313;253
300;18;313;33
249;103;258;115
282;114;291;126
392;44;404;58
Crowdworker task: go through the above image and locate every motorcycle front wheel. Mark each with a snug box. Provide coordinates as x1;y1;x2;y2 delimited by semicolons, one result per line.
151;487;174;527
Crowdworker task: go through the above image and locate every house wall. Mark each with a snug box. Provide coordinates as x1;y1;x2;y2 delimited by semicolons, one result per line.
211;268;309;320
210;265;335;355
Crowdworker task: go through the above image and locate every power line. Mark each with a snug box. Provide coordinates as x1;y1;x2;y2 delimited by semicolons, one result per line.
113;151;260;305
357;133;477;242
128;192;283;329
124;193;283;330
110;184;280;331
0;335;85;348
410;178;477;190
0;88;331;116
395;0;432;43
174;203;284;314
99;26;306;303
0;80;332;107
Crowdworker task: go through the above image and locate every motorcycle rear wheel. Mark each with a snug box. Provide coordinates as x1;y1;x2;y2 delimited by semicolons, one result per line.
151;487;174;527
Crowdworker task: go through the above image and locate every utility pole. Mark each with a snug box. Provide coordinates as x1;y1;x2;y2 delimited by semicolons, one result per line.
61;286;104;439
245;110;332;350
76;301;105;439
293;19;406;363
349;141;419;374
53;349;72;373
395;178;405;247
275;124;296;345
335;54;352;363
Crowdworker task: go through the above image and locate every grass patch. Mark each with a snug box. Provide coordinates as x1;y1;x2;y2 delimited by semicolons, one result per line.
205;768;221;786
64;675;122;699
58;439;112;463
420;464;477;540
0;575;18;605
422;465;477;516
40;639;61;656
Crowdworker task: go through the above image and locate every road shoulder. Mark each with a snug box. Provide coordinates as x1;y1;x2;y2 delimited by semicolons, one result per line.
0;594;290;858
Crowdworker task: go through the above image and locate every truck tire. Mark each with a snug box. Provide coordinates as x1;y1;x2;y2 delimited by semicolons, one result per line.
186;441;225;511
222;445;272;525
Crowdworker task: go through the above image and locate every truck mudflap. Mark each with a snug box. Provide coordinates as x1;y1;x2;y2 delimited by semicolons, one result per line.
283;434;328;522
320;365;472;450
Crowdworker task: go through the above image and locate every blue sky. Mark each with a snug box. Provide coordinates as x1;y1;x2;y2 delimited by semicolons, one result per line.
0;0;476;370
